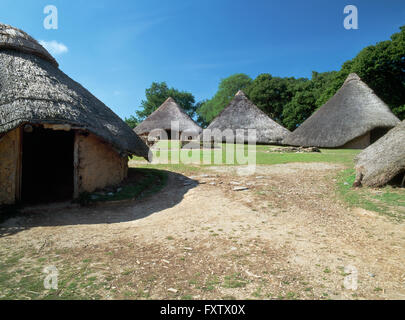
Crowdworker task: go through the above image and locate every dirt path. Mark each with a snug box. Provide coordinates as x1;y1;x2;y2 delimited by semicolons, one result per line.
1;162;405;300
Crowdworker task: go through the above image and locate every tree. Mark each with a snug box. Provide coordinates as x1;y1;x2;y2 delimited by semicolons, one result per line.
198;74;252;123
279;71;336;130
124;115;139;129
282;81;317;130
135;82;196;121
246;74;307;123
194;100;209;128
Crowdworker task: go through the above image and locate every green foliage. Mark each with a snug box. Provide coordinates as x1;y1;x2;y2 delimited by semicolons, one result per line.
194;100;210;128
135;82;196;121
282;83;317;130
124;115;139;129
198;73;252;122
392;104;405;120
245;74;305;122
281;71;336;130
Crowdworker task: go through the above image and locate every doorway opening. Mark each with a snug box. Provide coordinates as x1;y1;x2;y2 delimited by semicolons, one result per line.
21;126;74;204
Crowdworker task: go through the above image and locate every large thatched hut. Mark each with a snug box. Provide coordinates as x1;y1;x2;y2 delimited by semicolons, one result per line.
201;91;290;144
0;23;149;205
353;120;405;187
134;97;202;141
282;73;400;148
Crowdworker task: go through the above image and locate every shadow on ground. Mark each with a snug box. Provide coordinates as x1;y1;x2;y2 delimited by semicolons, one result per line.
0;169;198;238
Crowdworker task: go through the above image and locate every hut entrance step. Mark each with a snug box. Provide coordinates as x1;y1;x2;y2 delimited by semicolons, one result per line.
21;126;74;204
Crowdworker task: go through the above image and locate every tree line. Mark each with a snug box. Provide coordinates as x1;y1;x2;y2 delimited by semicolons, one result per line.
126;25;405;130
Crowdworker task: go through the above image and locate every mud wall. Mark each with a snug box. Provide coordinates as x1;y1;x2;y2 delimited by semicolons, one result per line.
0;129;19;204
76;132;128;193
343;132;370;149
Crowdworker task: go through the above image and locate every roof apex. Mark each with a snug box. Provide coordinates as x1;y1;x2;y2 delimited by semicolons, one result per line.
235;90;247;98
164;97;176;103
344;73;361;84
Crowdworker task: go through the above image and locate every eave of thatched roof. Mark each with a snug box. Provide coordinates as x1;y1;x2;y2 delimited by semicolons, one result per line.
134;97;202;135
203;90;290;144
282;73;400;148
354;120;405;187
0;24;149;159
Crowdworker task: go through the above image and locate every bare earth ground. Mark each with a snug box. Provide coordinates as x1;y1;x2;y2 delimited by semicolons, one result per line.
1;162;405;300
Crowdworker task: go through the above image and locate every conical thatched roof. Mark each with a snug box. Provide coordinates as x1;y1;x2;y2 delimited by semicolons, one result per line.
354;120;405;187
134;97;202;136
0;23;149;159
282;73;400;148
203;91;290;144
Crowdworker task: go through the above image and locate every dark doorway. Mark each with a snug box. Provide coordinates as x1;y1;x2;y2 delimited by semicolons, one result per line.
22;126;74;204
164;130;182;140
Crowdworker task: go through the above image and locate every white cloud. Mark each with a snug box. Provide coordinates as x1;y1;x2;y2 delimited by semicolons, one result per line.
39;40;68;55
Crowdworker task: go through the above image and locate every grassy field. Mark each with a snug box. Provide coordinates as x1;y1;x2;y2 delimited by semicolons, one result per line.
133;141;358;167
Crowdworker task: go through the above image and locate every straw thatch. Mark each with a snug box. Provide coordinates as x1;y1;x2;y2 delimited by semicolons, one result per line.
134;97;202;137
202;90;290;144
282;73;400;148
0;23;149;159
354;120;405;187
0;23;58;67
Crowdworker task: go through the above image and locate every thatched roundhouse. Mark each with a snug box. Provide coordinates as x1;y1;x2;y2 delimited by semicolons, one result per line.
354;120;405;187
202;91;290;144
134;97;202;141
282;73;400;148
0;23;149;205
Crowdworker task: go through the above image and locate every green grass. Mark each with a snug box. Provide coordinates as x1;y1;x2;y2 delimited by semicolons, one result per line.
336;169;405;221
131;143;361;174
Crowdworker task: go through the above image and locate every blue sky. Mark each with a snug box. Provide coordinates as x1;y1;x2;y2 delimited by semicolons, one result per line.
1;0;404;119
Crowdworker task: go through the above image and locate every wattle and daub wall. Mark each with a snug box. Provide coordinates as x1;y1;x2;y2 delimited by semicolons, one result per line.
76;132;128;194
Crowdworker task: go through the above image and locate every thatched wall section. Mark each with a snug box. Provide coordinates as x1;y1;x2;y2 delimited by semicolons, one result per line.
282;73;400;148
0;128;19;204
354;120;405;187
76;133;128;193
